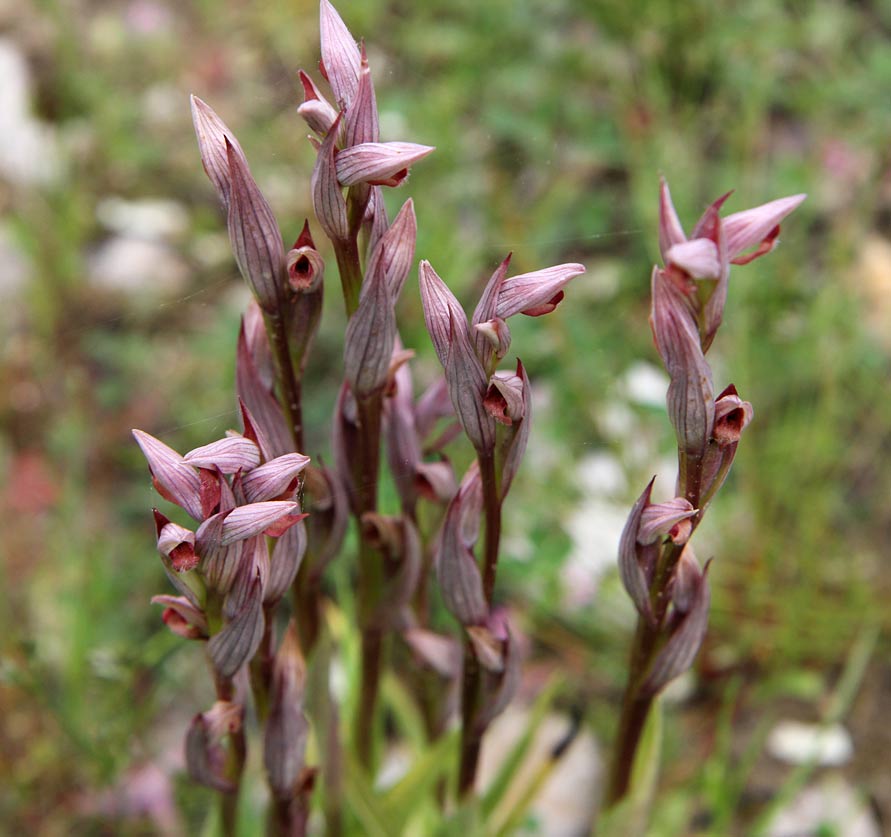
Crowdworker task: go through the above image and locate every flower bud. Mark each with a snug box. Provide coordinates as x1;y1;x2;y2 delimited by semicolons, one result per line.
311;112;349;242
208;570;265;678
436;463;488;626
287;220;325;293
474;317;511;364
640;560;711;698
366;198;417;300
484;371;525;427
236;315;292;459
151;594;208;640
618;479;659;622
266;519;307;605
343;263;396;399
473;610;522;730
343;43;378;148
297;70;338;137
185;701;244;792
319;0;361;108
403;628;462;678
226;141;286;313
638;497;697;546
190;95;248;210
498;360;532;500
157;521;199;572
419;261;494;455
264;622;309;799
712;384;753;446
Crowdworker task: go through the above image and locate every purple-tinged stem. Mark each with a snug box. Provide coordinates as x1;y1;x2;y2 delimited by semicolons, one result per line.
353;392;385;770
334;239;363;317
263;308;305;452
605;518;696;804
213;671;247;837
458;452;502;797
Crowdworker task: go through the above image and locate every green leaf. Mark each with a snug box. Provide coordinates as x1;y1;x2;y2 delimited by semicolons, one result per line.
481;674;564;819
381;729;460;830
594;697;663;836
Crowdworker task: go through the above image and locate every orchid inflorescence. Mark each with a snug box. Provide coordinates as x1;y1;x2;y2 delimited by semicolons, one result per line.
131;1;804;831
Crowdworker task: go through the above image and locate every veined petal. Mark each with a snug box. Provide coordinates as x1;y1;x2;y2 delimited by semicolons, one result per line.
343;43;379;148
184;435;261;474
618;478;657;622
418;260;469;368
436;463;487;626
666;238;721;279
499;360;532;500
343;265;396;398
484;370;525;427
641;561;711;697
208;573;265;677
190;96;247;209
723;194;806;264
221;501;303;545
495;263;586;319
133;429;203;520
366;198;416;300
335;142;434;187
297;69;338;136
445;315;495;455
658;177;687;261
713;384;754;446
471;253;512;364
263;622;309;797
226;140;286;313
157;521;199;572
311;112;349;242
638;497;697;545
242;453;311;503
319;0;362;108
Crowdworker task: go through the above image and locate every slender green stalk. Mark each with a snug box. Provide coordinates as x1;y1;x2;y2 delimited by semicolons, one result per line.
213;671;247;837
263;308;305;451
334;238;363;317
353;393;385;769
458;452;502;797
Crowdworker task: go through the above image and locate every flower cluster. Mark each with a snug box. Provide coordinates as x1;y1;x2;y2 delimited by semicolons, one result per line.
607;180;805;804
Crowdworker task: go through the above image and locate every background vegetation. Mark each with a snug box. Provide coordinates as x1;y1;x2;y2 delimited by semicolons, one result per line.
2;0;890;832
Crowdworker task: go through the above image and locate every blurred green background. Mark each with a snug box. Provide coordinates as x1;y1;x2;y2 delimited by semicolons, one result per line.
2;0;891;833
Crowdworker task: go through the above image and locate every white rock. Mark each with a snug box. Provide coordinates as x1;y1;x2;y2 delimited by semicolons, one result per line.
87;235;189;295
766;774;879;837
0;38;61;186
621;361;669;409
0;224;32;298
96;197;189;241
561;498;628;608
574;451;627;498
767;720;853;767
478;706;602;836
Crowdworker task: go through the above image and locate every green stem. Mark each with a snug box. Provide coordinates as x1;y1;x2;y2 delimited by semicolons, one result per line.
213;672;246;837
249;605;277;724
457;452;502;798
334;238;363;316
263;309;305;451
604;619;659;805
353;393;385;771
